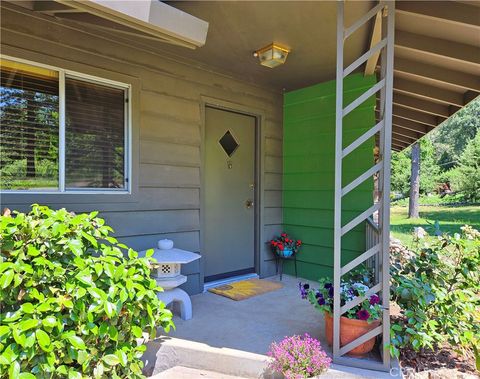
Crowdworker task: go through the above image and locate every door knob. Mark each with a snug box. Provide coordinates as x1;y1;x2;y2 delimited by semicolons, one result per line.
245;199;254;209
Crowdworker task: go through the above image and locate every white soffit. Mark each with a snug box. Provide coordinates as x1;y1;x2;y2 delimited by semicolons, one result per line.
56;0;209;49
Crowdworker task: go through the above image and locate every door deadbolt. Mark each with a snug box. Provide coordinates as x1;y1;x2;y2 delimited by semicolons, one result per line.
245;199;254;209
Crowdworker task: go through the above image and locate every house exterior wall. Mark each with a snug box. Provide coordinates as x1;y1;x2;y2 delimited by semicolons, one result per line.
283;74;376;280
0;3;283;294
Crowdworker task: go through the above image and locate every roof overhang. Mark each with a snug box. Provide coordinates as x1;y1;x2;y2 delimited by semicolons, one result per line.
387;1;480;151
31;0;209;49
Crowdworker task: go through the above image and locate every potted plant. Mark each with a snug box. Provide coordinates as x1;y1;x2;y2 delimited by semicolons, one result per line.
299;268;382;356
267;334;331;379
269;233;302;258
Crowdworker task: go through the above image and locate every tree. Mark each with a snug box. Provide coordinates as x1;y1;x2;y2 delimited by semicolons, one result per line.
447;131;480;201
390;149;410;196
408;142;420;218
429;99;480;171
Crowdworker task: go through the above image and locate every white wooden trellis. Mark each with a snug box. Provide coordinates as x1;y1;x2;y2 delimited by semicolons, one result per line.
333;0;395;371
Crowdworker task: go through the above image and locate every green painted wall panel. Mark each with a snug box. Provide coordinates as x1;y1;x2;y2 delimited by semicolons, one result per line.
282;73;376;281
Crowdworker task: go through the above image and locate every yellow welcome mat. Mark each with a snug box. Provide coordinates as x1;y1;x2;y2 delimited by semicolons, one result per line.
208;278;283;301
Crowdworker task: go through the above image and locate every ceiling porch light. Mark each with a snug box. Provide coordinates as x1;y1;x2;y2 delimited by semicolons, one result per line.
253;43;290;68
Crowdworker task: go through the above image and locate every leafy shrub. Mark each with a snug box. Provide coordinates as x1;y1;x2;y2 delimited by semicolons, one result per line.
0;205;174;378
267;334;331;379
390;225;480;358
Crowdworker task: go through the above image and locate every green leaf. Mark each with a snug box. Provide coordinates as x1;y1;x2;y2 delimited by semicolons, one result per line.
0;343;19;365
116;350;128;367
12;327;27;347
104;302;116;318
18;319;39;332
103;354;120;366
68;239;83;256
9;360;20;379
68;370;82;379
94;362;104;379
42;316;57;329
20;303;35;314
0;269;14;289
77;350;88;364
99;323;108;338
76;271;93;286
36;329;51;350
19;374;36;379
131;325;142;338
145;248;154;258
67;335;86;350
108;325;118;342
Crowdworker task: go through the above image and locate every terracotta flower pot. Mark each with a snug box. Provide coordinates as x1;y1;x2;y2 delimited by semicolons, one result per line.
324;312;380;356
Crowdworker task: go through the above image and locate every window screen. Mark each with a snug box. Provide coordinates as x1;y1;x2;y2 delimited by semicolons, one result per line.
0;59;59;190
65;77;126;189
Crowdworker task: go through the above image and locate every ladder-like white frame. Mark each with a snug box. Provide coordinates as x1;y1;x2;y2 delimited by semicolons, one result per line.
334;1;395;371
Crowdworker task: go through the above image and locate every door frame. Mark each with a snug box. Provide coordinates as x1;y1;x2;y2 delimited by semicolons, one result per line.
199;96;265;286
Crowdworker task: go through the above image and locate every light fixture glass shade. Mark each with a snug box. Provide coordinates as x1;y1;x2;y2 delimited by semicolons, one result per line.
255;43;290;68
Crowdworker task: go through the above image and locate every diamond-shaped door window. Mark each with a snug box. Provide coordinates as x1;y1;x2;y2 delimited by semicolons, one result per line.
219;130;239;157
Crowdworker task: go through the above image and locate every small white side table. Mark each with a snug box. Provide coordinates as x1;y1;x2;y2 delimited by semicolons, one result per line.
140;247;201;321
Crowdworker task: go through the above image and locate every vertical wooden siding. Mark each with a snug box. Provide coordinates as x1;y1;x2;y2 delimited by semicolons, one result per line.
283;74;376;280
0;3;283;293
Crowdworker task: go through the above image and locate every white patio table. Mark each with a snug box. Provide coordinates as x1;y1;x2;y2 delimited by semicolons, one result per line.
140;243;201;321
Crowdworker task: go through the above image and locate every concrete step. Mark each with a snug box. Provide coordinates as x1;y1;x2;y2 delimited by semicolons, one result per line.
143;336;399;379
154;366;250;379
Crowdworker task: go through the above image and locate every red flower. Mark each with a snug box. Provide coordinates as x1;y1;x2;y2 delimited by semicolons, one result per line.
296;240;302;245
278;244;284;251
281;233;287;237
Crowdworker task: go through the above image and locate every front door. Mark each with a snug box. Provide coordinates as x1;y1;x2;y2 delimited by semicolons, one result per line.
204;106;256;282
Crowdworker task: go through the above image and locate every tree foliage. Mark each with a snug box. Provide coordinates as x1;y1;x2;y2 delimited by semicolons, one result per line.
0;205;174;378
391;98;480;200
446;131;480;201
429;99;480;171
391;139;440;197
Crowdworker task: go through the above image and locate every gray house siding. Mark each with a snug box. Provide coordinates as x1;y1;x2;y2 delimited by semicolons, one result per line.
0;3;283;294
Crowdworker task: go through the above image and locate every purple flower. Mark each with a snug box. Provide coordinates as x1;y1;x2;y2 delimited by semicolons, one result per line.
324;283;333;289
328;286;334;298
299;282;309;299
369;294;380;305
317;295;325;306
356;309;370;320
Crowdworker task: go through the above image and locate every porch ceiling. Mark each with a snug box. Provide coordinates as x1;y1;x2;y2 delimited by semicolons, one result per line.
390;1;480;151
165;1;479;152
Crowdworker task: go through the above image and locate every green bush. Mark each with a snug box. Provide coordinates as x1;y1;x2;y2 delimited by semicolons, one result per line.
0;205;174;378
390;225;480;358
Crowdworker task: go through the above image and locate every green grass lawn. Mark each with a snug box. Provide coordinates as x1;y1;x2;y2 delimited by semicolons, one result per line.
390;204;480;246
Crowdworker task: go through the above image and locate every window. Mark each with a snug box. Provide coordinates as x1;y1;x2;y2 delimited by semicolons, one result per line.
0;57;129;192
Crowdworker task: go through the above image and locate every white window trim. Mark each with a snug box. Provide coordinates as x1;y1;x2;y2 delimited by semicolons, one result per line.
0;54;132;195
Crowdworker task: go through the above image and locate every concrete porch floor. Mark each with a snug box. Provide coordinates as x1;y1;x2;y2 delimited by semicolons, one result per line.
147;274;397;378
169;274;327;355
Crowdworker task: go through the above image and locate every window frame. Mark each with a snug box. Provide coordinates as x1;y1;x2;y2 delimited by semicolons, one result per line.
1;55;132;194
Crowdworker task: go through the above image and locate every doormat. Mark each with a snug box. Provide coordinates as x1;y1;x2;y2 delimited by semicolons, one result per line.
208;278;283;301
